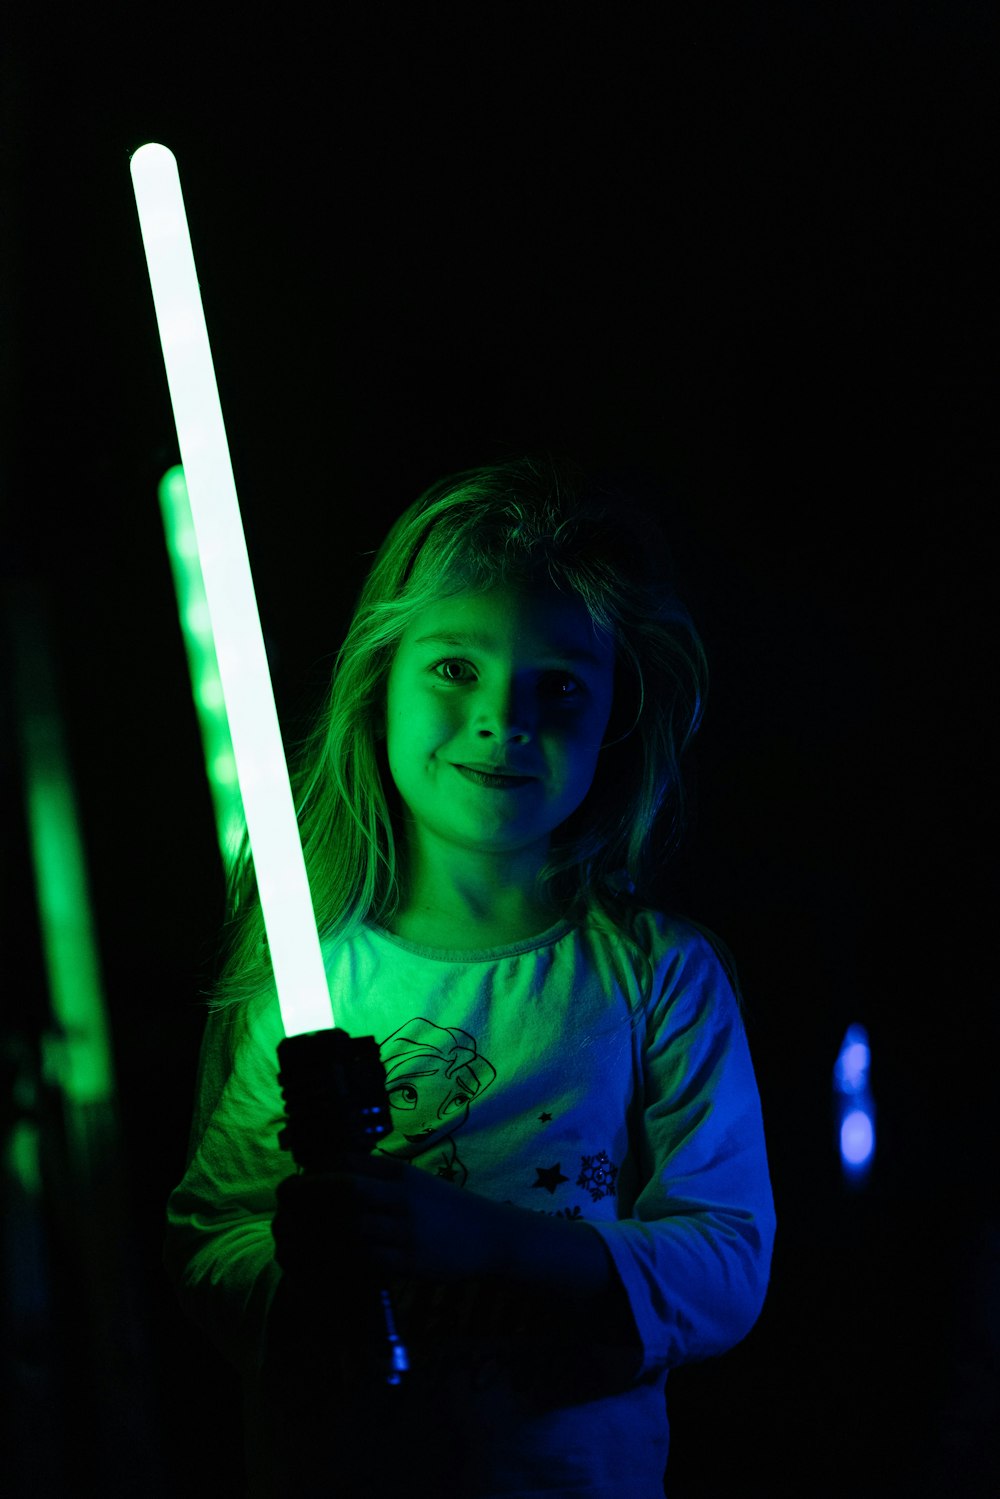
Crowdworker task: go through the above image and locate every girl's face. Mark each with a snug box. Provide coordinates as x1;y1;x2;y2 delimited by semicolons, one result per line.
384;581;616;867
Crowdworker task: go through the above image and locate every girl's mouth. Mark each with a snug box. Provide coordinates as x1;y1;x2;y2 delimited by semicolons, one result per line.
455;765;534;790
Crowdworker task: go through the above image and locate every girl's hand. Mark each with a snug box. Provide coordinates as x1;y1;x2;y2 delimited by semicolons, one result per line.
274;1154;520;1283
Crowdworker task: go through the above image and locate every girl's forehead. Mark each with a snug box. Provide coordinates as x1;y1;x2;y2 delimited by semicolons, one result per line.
400;581;615;660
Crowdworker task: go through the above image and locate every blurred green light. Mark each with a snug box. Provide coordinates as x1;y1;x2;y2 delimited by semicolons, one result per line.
5;1118;42;1200
11;593;116;1113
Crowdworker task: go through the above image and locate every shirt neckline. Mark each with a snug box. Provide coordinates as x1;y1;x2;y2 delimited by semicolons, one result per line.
365;916;575;962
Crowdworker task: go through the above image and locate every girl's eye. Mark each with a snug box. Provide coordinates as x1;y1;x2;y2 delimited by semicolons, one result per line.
431;660;582;697
432;658;474;683
542;672;582;698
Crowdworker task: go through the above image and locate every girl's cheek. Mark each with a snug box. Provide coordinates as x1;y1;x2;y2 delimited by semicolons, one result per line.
432;697;465;732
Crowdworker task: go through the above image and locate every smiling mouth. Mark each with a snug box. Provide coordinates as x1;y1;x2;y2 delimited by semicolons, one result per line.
455;765;534;789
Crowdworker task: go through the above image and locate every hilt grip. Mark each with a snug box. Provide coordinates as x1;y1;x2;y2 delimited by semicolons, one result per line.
274;1028;408;1386
277;1028;391;1170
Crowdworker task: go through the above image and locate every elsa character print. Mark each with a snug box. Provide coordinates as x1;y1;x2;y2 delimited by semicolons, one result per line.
378;1018;497;1185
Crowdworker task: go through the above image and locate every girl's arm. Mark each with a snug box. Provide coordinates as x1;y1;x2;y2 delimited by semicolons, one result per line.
279;1149;623;1296
164;997;289;1378
274;1149;642;1365
585;926;777;1372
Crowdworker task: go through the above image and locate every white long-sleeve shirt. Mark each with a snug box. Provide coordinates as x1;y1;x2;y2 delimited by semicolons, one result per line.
165;908;776;1497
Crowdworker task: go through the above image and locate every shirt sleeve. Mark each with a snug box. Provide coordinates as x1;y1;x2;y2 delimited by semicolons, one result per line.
163;993;289;1379
586;925;776;1375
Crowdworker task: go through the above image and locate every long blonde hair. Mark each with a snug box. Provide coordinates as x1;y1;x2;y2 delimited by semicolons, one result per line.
210;455;708;1010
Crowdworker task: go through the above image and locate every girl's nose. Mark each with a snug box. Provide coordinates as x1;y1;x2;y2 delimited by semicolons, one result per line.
473;680;534;742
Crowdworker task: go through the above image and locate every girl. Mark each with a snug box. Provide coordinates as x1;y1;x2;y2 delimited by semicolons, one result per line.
165;456;776;1498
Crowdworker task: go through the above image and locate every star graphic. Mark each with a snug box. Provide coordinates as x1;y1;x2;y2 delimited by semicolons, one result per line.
532;1163;569;1195
538;1112;553;1123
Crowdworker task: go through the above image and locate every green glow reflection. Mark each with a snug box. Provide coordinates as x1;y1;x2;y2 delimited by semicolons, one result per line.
158;465;244;868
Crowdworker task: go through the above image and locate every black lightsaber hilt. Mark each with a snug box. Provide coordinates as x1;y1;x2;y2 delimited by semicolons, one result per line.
276;1028;409;1385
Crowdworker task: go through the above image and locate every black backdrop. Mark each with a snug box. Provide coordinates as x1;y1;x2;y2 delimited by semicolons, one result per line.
3;7;995;1496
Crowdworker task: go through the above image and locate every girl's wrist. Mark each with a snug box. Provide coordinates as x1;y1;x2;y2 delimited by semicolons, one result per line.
488;1198;614;1299
488;1201;640;1359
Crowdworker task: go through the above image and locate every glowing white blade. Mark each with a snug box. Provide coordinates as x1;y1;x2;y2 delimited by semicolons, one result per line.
130;143;332;1037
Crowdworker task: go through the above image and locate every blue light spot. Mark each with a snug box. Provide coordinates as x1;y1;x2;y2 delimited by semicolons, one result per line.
840;1042;869;1087
834;1023;871;1092
834;1024;876;1183
840;1108;875;1167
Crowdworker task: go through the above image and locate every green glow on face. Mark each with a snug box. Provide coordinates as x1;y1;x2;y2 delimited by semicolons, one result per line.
131;143;333;1036
12;597;115;1111
158;465;244;868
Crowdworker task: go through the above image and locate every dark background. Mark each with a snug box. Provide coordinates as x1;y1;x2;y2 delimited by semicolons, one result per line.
3;6;995;1495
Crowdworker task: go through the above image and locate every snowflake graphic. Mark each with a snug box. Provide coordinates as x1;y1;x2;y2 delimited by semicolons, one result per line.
577;1150;618;1203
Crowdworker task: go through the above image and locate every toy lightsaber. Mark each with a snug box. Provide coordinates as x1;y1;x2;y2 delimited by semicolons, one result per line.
131;145;407;1392
129;143;332;1040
